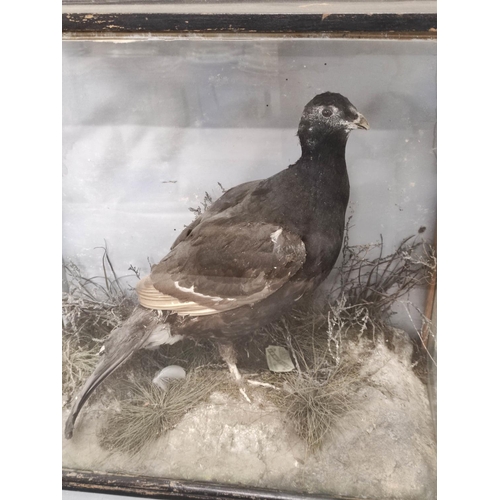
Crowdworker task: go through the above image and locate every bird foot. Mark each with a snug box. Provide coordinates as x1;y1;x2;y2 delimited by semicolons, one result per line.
246;379;278;390
238;378;278;403
223;358;252;403
240;372;278;390
239;386;252;403
218;343;276;402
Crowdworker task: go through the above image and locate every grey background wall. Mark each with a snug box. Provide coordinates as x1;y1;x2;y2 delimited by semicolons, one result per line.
62;37;436;333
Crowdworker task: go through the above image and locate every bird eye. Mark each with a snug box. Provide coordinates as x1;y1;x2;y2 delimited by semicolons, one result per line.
322;108;333;117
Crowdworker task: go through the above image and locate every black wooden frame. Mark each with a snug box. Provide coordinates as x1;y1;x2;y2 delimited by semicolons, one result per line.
62;12;436;35
62;3;436;498
63;469;364;499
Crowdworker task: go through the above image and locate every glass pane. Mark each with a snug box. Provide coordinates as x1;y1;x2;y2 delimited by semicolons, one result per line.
63;36;436;499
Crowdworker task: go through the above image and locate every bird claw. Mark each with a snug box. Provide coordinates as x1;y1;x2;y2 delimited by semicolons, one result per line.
246;379;278;390
219;345;275;401
238;377;278;404
239;387;252;403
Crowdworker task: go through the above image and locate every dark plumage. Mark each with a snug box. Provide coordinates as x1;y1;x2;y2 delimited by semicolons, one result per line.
65;92;369;438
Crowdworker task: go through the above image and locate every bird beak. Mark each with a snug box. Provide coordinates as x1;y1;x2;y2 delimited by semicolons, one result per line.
352;113;370;130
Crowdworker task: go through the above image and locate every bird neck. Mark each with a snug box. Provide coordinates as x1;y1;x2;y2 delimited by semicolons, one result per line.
298;130;349;175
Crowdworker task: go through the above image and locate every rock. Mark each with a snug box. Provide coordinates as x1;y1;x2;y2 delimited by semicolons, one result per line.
265;345;295;372
152;365;186;390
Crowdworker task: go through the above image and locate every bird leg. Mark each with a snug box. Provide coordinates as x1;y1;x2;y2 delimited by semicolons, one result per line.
218;342;251;403
217;343;278;397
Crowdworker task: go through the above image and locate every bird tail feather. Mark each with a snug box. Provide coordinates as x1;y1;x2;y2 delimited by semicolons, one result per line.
64;307;158;439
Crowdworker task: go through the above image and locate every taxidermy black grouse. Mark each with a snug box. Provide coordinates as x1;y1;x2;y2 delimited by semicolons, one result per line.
65;92;369;439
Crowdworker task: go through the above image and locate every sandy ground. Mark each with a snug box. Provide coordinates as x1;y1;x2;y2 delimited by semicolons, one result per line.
63;331;436;499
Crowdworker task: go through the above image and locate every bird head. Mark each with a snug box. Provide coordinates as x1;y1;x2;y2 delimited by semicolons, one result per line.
298;92;369;155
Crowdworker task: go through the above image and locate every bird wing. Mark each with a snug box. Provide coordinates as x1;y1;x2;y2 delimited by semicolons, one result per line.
169;180;261;252
136;219;306;316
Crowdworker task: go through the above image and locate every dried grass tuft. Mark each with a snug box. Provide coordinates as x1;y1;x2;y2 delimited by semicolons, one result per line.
261;310;364;451
62;248;136;345
62;336;101;403
62;246;137;403
275;363;359;451
98;370;227;455
327;218;436;343
188;182;226;219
